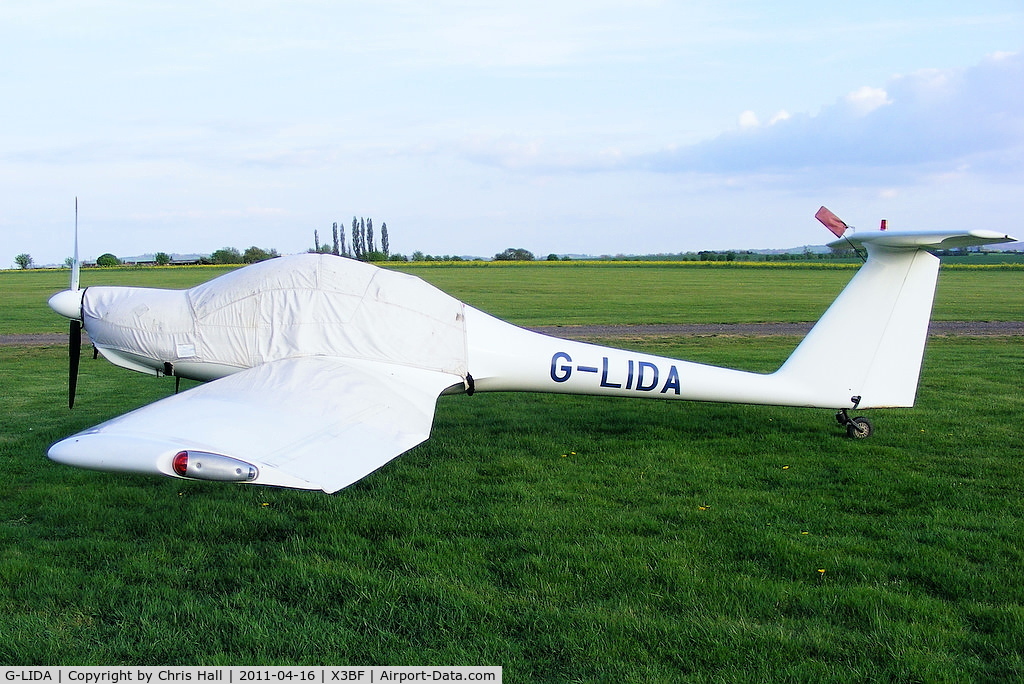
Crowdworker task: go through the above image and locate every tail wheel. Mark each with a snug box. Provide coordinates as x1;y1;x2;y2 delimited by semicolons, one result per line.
846;416;873;439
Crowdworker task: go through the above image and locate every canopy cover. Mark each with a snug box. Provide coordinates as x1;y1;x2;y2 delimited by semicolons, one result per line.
83;254;470;377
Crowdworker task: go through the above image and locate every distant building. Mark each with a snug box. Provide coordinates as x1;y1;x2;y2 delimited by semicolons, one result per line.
109;253;207;266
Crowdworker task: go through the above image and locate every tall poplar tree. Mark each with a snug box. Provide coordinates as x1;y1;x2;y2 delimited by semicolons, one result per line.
381;222;389;257
332;223;339;256
352;217;361;259
353;227;360;258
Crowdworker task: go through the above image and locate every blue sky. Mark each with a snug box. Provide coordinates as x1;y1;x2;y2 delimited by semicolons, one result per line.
2;1;1022;266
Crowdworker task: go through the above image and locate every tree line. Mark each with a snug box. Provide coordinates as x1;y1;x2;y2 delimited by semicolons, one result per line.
311;220;545;262
34;215;999;269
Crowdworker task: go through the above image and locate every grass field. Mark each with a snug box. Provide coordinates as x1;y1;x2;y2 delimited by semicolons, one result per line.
2;261;1022;333
1;262;1022;679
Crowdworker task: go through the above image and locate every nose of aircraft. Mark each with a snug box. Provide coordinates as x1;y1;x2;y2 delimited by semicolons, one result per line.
48;289;84;320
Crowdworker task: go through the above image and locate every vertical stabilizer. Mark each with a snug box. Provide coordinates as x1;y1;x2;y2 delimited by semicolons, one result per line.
775;228;1015;409
775;243;938;408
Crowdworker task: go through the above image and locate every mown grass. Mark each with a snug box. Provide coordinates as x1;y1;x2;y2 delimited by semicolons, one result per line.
1;262;1021;334
2;335;1023;678
1;260;1022;677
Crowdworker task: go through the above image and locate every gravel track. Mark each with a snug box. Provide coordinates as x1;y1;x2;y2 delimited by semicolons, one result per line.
4;321;1022;348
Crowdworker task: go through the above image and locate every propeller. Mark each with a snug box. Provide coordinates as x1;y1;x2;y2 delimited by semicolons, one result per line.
68;198;81;408
47;198;85;408
69;319;81;408
70;197;80;292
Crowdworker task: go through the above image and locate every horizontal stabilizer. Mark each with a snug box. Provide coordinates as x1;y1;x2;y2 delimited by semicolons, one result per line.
829;229;1016;251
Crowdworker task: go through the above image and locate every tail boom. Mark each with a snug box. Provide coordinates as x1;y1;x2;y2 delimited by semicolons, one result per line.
465;228;1016;412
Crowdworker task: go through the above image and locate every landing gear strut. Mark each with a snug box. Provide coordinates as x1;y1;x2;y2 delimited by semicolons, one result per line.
836;409;873;439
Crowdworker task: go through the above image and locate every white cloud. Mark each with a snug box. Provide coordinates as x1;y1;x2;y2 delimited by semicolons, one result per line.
843;86;892;116
437;50;1023;190
637;51;1024;180
738;111;761;129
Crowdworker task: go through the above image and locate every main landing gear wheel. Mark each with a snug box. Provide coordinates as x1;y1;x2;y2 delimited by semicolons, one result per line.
846;416;873;439
836;410;873;439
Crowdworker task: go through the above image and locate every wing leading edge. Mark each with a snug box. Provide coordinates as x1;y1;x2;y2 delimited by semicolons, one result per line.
48;357;464;492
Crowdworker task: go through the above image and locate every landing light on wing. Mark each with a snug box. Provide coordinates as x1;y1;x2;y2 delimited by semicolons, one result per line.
172;450;258;482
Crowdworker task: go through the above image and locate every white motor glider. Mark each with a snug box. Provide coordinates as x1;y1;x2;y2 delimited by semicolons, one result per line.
47;208;1015;493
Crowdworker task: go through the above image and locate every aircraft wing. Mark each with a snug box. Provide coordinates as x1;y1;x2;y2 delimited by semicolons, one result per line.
48;357;464;493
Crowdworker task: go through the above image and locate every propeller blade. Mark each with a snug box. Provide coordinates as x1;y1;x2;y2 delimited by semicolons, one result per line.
71;197;80;291
69;320;82;409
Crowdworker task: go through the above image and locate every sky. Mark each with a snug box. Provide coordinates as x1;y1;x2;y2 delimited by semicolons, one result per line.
2;0;1022;267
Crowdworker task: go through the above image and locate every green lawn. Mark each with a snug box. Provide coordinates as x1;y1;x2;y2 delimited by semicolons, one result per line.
0;261;1022;678
2;261;1021;334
